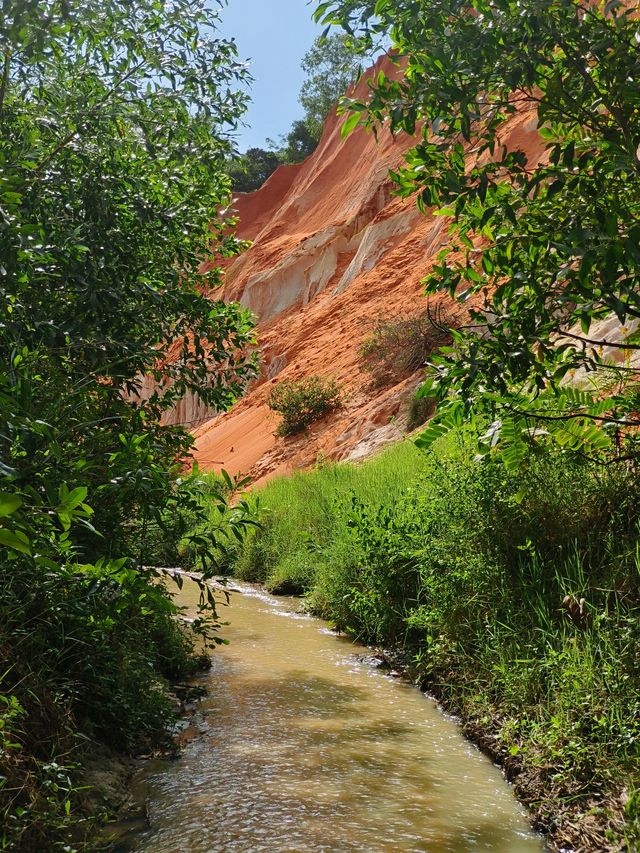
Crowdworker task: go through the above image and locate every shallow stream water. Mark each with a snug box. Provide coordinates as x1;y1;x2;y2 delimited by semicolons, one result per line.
127;581;543;853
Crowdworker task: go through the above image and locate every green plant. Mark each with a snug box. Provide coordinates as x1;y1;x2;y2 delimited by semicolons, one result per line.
267;376;344;436
623;787;640;849
227;147;282;193
406;392;434;431
0;559;199;850
299;33;362;140
227;432;640;848
359;308;453;387
230;440;421;592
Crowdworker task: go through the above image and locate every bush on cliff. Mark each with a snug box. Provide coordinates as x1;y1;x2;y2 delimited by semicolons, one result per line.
267;376;344;436
406;392;434;431
359;308;453;388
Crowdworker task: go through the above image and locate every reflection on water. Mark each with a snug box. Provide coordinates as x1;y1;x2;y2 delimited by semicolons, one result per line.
128;582;542;853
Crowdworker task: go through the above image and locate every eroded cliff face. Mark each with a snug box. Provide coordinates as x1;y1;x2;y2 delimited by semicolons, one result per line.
190;57;544;485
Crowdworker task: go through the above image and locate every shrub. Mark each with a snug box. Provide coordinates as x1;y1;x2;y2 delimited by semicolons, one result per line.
406;392;435;431
359;306;454;387
0;558;207;850
267;376;344;436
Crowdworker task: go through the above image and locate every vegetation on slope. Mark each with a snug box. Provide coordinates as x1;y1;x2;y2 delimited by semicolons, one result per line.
358;307;454;388
0;1;256;848
267;376;344;436
225;438;640;850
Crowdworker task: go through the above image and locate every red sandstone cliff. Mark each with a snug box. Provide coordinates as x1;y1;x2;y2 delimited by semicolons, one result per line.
190;57;543;485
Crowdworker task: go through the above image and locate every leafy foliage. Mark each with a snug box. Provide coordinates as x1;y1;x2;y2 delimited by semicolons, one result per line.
0;0;257;846
0;0;258;565
227;121;319;193
226;147;282;193
315;0;640;462
359;306;454;387
299;33;362;140
267;376;344;436
274;119;321;164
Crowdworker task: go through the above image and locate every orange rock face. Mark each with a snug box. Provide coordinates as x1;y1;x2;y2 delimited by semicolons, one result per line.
192;57;543;486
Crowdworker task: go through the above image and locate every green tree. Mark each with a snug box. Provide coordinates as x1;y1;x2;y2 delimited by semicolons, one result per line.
299;33;362;139
0;0;257;556
315;0;640;466
227;146;282;192
277;119;322;163
0;0;257;843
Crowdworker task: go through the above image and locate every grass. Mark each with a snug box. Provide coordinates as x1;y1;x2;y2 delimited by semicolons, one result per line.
225;440;422;591
221;434;640;850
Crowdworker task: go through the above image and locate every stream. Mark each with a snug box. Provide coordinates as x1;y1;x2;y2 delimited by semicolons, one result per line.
126;581;543;852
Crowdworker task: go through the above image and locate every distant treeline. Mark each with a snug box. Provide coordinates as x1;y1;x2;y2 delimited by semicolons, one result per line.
227;34;361;191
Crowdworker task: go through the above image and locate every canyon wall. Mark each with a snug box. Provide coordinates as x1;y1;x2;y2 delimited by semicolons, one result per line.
189;56;544;485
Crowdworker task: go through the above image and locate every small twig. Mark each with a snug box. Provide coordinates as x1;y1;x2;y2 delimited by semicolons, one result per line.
558;329;640;351
0;50;10;121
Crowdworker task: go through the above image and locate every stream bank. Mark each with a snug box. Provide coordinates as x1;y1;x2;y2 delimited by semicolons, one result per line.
218;439;640;852
304;638;633;853
120;581;542;853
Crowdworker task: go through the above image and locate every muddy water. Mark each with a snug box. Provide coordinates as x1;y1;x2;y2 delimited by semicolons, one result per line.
130;582;542;853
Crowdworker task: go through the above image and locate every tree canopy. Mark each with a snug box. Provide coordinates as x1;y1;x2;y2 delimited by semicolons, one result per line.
1;0;257;557
299;32;362;139
0;2;257;843
227;147;282;192
315;0;640;466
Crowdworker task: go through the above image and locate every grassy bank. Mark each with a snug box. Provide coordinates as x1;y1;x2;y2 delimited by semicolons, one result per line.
221;436;640;851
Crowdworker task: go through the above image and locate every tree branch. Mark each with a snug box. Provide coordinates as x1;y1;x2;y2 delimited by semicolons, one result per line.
29;58;147;181
509;406;639;427
0;50;10;121
558;329;640;351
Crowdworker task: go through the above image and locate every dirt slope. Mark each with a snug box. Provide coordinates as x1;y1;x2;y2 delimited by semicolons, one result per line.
191;56;543;485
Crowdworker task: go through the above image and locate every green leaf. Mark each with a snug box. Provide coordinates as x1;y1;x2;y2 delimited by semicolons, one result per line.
0;494;22;517
0;528;31;555
414;416;455;450
62;487;88;511
340;110;361;138
513;488;526;505
500;417;529;471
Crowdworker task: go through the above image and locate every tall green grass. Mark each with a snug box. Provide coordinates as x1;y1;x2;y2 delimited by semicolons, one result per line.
222;434;640;846
226;440;424;592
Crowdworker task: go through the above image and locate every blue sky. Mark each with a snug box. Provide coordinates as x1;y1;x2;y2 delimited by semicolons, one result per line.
219;1;322;151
